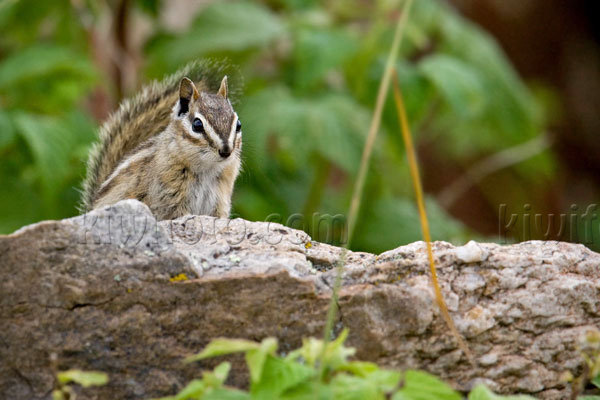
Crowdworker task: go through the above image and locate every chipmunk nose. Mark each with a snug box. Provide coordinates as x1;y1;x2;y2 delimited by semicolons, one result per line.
219;147;231;158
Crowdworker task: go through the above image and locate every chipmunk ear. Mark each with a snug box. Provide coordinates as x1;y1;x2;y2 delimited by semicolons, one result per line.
217;75;228;99
178;77;199;116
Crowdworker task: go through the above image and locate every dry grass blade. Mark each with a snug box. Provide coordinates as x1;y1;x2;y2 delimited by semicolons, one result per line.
323;0;414;378
391;71;474;364
346;0;414;246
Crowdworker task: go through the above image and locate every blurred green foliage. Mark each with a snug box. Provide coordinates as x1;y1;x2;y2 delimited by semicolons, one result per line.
0;0;553;253
158;332;535;399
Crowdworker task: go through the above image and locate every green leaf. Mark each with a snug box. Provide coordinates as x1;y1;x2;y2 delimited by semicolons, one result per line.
299;337;323;368
292;27;358;90
250;355;315;399
312;95;370;174
157;363;241;400
239;87;370;175
338;361;380;377
202;362;231;388
288;329;356;370
0;44;95;90
246;337;278;383
418;54;486;118
185;338;260;363
592;375;600;389
330;373;383;400
393;370;461;400
293;330;355;373
0;111;15;149
467;384;536;400
0;149;44;234
156;379;205;400
12;113;73;197
190;1;284;52
279;380;333;400
57;369;108;388
199;388;252;400
438;6;542;147
365;369;402;393
4;109;94;220
390;62;436;128
146;1;284;72
323;329;356;370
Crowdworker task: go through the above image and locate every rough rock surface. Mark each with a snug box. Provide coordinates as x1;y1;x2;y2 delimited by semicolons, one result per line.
1;200;599;399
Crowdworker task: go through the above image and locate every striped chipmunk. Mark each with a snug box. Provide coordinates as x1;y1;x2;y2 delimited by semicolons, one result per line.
81;61;242;220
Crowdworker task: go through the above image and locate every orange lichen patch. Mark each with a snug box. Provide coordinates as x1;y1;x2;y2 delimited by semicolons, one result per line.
169;273;189;282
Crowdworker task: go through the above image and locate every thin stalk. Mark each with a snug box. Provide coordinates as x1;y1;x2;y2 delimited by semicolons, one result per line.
318;248;347;382
392;71;474;364
346;0;414;246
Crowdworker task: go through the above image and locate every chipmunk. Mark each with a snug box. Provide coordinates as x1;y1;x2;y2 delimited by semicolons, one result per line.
80;61;242;220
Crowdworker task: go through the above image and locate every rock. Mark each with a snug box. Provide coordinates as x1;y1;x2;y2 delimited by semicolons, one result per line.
454;240;489;263
1;200;599;399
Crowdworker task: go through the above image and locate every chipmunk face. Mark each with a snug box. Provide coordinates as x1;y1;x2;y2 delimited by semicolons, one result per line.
175;76;241;162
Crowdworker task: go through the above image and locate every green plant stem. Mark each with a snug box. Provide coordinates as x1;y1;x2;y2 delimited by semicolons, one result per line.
318;248;347;382
346;0;414;246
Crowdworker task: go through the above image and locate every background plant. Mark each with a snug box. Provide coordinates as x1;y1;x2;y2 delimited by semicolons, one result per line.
0;0;566;253
50;331;600;399
161;333;536;400
52;369;108;400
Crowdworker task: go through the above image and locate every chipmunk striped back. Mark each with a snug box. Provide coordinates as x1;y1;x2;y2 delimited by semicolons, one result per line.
80;60;238;212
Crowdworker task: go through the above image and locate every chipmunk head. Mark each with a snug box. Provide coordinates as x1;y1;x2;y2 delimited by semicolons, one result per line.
175;76;241;161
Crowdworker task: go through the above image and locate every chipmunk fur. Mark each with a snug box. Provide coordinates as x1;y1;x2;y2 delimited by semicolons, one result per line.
81;61;242;220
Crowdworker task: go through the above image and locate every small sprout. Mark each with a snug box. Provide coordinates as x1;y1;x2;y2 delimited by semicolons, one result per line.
113;274;121;282
167;330;522;400
229;254;241;263
185;338;261;363
57;369;109;387
305;241;312;249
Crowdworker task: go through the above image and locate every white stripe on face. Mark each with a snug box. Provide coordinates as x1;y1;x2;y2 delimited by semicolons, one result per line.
193;112;223;148
228;114;239;150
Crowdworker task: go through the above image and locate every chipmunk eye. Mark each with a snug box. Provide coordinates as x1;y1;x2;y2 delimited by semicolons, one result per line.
236;119;242;132
192;118;204;133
